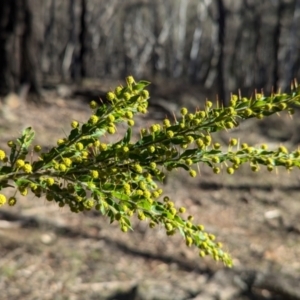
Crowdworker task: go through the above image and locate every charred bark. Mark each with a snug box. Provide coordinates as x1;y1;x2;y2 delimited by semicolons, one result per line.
0;0;42;101
216;0;226;105
273;0;285;92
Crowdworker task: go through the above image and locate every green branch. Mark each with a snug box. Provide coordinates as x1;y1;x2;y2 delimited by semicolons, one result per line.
1;76;300;268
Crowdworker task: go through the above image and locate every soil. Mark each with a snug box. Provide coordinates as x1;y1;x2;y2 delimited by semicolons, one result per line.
0;81;300;300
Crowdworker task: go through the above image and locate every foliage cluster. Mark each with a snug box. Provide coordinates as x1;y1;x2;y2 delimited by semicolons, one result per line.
1;76;300;267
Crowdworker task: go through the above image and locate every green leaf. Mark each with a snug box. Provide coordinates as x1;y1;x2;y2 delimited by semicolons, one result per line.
112;191;130;201
81;123;92;134
128;151;148;161
122;216;133;230
136;80;151;88
108;210;115;223
202;160;213;168
68;128;80;140
77;175;91;183
102;183;116;191
128;95;141;104
154;171;166;182
79;138;97;147
23;127;35;141
53;194;61;202
104;197;114;207
50;184;61;193
15;178;31;187
179;149;198;159
199;231;208;241
136;135;154;146
19;127;35;148
150;203;174;220
9;145;17;163
123;128;132;144
173;215;185;226
0;166;12;175
207;149;222;155
272;95;287;103
178;226;185;237
90;128;106;138
252;100;267;108
151;202;164;213
100;203;107;215
133;82;150;92
170;137;185;145
173;163;190;171
32;160;44;171
0;182;14;189
138;199;152;210
74;185;86;197
95;105;107;117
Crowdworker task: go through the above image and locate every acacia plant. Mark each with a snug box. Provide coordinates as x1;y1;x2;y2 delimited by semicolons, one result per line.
1;76;300;268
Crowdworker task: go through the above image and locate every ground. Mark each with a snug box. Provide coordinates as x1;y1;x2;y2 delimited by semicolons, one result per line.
0;81;300;300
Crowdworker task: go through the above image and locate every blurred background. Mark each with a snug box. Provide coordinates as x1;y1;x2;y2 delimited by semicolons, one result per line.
1;0;300;103
1;0;300;299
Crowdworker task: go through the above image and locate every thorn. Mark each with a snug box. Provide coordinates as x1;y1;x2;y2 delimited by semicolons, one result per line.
294;78;298;88
173;111;177;123
237;138;240;150
277;87;281;94
197;162;201;175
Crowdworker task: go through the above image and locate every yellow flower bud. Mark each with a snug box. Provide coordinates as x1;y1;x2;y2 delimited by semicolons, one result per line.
0;194;7;206
141;90;149;99
63;158;72;167
107;127;116;134
89;100;97;109
0;150;6;160
59;164;67;172
8;197;17;206
7;141;15;148
71;120;79;128
213;166;221;174
180;107;188;116
75;142;84;151
22;163;32;174
229;138;238;146
34;145;42;152
189;170;197;177
106;92;115;101
46;177;55;186
186;236;193;247
127;120;134;126
16;159;25;168
89;115;99;125
227;167;234;175
179;207;186;213
126;76;135;85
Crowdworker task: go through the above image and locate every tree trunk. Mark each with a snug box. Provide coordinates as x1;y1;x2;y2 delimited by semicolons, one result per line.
216;0;226;105
0;0;42;101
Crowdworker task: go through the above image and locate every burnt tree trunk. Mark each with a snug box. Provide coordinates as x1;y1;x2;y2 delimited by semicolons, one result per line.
0;0;42;100
216;0;226;105
273;0;285;92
